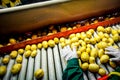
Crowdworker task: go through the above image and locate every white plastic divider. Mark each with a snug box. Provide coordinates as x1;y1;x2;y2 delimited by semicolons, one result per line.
116;24;120;29
26;56;34;80
106;63;115;72
53;44;63;80
34;49;41;80
96;58;109;74
87;71;96;80
83;72;88;80
58;43;67;70
41;48;48;80
118;42;120;48
47;47;56;80
18;55;28;80
0;56;3;65
10;74;18;80
10;54;21;80
3;59;15;80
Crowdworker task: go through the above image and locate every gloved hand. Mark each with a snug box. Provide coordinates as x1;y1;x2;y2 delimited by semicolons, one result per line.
61;45;78;61
105;46;120;61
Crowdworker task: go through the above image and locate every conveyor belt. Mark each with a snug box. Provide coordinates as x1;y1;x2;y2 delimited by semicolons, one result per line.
0;24;120;80
0;43;66;80
0;16;120;54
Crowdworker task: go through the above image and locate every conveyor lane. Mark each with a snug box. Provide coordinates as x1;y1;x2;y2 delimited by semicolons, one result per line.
26;56;34;80
47;47;56;80
18;55;28;80
34;49;41;80
3;59;15;80
41;48;48;80
53;45;63;80
58;43;67;70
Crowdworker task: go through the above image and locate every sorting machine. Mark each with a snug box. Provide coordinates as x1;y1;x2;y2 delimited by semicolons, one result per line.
0;0;120;80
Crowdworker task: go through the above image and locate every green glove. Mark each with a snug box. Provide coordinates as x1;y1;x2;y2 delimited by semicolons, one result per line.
108;66;120;80
62;58;84;80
